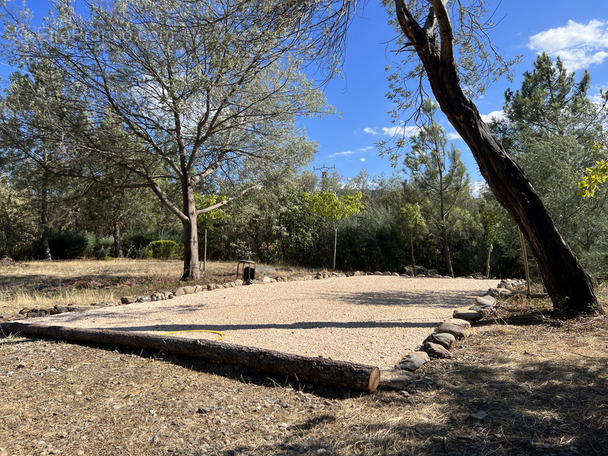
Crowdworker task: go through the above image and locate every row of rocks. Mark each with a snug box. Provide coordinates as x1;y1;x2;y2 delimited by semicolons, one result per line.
380;289;500;390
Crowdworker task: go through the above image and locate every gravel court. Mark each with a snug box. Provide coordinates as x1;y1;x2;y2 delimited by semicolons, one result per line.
23;276;497;369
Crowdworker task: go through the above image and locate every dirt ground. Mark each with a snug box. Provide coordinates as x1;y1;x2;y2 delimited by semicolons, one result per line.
1;283;607;456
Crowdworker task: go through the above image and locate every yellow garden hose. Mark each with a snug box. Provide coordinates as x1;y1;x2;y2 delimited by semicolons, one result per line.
160;329;226;341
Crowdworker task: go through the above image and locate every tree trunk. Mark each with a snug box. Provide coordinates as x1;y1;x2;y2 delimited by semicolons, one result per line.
332;226;338;270
113;221;123;258
485;244;492;278
440;215;453;277
40;185;51;261
411;42;597;314
203;218;207;273
181;184;200;281
0;322;381;393
410;228;416;277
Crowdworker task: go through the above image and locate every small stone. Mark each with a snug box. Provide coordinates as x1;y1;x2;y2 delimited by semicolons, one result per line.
173;287;186;297
120;296;137;304
470;410;488;420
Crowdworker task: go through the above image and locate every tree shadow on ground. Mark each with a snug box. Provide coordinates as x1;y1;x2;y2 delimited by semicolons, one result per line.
318;289;476;308
218;354;608;455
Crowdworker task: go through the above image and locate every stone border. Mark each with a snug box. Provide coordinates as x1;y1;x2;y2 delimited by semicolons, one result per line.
379;280;523;390
2;269;524;393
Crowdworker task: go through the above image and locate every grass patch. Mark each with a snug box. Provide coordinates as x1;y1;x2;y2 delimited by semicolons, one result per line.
0;258;314;315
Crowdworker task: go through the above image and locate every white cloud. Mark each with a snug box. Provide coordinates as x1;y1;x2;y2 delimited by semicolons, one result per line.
447;132;462;141
381;125;420;137
364;124;420;137
328;150;354;158
360;158;367;162
359;146;374;152
529;20;608;71
480;110;506;123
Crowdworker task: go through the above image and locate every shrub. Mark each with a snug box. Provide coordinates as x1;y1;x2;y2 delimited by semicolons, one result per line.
144;240;180;259
46;231;91;259
122;231;157;258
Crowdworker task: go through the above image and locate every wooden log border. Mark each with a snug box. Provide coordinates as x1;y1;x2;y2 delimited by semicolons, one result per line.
0;321;381;393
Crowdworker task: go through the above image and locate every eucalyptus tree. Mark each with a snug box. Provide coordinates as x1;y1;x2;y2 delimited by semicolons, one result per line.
386;0;598;315
1;0;354;280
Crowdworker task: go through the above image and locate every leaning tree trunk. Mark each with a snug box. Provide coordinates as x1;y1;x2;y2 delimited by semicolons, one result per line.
181;184;200;281
394;0;598;315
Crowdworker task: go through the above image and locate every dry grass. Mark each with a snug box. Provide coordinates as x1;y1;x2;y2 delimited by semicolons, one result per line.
0;259;312;316
1;260;607;455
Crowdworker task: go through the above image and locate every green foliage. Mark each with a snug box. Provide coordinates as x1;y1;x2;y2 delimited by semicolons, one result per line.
196;195;230;223
497;53;608;276
41;231;92;260
401;203;426;231
122;231;159;258
579;144;608;198
303;191;363;227
144;240;181;260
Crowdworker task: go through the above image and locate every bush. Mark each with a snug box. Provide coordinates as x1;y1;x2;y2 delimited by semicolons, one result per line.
47;231;91;259
122;231;157;258
94;236;115;259
144;240;181;259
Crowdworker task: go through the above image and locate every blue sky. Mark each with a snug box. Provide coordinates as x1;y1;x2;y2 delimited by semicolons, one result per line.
303;0;608;184
1;1;607;186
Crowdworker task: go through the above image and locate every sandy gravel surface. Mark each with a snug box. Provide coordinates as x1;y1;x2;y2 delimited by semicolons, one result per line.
24;276;496;369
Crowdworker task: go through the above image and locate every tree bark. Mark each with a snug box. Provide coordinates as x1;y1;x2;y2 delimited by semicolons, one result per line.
113;220;123;258
409;228;416;277
332;225;338;270
203;222;207;273
485;244;492;278
0;322;381;393
40;185;51;261
181;183;200;281
394;0;598;315
440;214;453;277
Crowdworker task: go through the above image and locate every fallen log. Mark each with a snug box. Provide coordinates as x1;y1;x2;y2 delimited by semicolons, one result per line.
0;321;381;393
